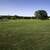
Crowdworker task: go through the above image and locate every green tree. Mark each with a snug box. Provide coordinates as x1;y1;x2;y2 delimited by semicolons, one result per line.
34;10;48;19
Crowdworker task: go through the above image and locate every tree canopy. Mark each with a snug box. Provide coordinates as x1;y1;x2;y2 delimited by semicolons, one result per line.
34;10;48;19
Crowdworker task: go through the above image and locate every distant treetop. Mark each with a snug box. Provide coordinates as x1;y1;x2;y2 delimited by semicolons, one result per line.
34;10;48;19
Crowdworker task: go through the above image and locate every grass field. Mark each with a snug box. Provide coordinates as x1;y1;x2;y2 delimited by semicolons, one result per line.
0;19;50;50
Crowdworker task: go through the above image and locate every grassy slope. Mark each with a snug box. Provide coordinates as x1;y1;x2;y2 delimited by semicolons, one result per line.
0;19;50;50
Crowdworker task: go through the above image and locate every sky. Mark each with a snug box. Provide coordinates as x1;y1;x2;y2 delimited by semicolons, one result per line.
0;0;50;16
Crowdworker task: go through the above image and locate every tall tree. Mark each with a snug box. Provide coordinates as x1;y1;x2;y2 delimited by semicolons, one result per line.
34;10;48;19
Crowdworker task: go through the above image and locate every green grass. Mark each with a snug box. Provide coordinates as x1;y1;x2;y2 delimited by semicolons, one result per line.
0;19;50;50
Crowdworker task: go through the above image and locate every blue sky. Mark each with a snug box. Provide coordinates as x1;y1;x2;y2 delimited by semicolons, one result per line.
0;0;50;16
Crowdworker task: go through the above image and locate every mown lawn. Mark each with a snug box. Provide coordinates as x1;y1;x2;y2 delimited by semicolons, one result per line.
0;19;50;50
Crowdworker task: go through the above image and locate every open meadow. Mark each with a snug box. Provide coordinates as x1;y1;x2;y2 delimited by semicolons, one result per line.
0;19;50;50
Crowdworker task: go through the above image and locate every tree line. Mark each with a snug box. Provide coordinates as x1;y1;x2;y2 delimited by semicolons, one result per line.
0;10;50;20
0;15;36;19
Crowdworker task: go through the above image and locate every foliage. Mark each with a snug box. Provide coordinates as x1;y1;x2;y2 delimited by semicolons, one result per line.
34;10;48;19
